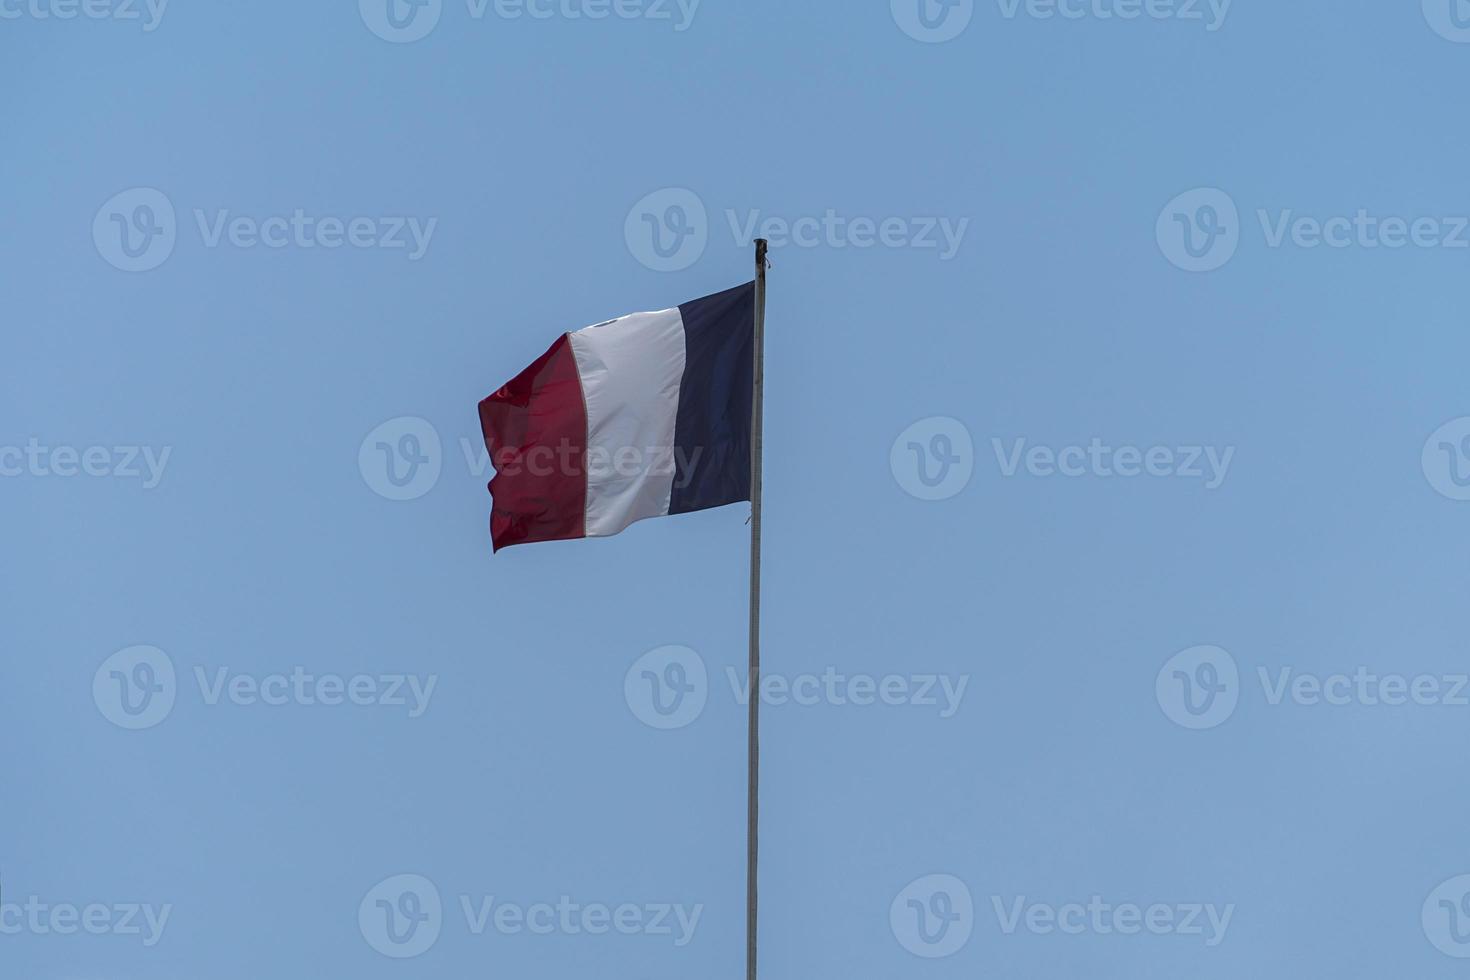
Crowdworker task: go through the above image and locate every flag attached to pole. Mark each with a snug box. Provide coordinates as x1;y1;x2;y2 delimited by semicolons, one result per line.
478;281;755;552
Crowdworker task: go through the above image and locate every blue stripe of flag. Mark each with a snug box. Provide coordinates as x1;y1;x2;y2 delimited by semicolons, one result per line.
670;281;755;516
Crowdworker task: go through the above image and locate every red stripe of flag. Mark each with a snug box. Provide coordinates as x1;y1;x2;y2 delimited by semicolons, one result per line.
478;333;588;552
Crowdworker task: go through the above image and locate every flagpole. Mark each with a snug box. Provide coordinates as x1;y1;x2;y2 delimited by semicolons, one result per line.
747;238;768;980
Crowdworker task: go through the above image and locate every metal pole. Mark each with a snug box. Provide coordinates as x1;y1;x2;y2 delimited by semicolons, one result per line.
747;239;768;980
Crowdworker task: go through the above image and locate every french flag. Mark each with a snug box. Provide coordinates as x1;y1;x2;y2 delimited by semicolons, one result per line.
479;282;755;552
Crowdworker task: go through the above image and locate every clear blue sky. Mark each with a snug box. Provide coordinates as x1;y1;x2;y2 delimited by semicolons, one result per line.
6;1;1470;977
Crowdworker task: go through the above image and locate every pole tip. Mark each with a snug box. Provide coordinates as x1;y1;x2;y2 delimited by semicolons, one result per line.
755;239;768;267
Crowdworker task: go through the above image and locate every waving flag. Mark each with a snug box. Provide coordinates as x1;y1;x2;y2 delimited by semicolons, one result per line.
479;281;755;552
480;243;769;980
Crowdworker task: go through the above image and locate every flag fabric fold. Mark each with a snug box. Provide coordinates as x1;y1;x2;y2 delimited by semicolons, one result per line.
479;281;755;551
